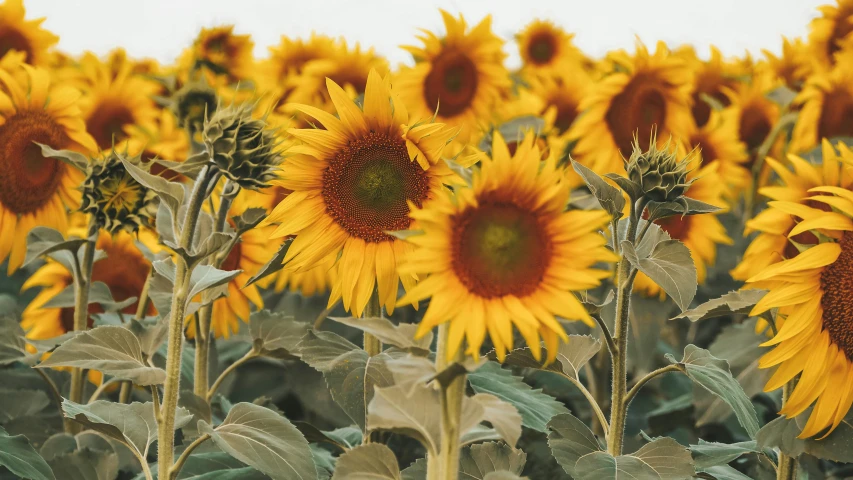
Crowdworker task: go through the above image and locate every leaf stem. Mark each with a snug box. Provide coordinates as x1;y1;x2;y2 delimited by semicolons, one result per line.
67;216;98;434
157;165;213;480
363;292;382;358
591;314;616;358
36;369;63;415
134;269;153;321
313;299;340;330
564;375;609;434
206;350;257;402
623;364;684;408
87;377;123;403
118;381;132;404
169;433;211;480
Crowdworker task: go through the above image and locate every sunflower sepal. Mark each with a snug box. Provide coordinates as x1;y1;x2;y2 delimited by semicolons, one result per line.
570;158;626;219
37;143;89;171
153;151;209;179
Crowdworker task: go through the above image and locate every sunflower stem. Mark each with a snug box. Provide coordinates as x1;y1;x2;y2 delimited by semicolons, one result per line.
606;197;644;456
67;217;98;434
433;323;465;480
158;165;213;480
776;380;798;480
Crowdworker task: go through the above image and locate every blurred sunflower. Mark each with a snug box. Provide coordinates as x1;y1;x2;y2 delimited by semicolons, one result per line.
396;10;510;146
398;132;616;362
127;109;190;179
21;229;157;339
680;46;747;128
759;37;815;91
262;33;336;86
267;70;458;316
570;42;692;175
720;72;782;167
746;186;853;438
516;20;583;75
71;52;160;152
0;0;57;66
790;59;853;153
808;0;853;68
732;140;853;281
635;159;732;298
527;64;592;137
184;25;254;81
687;110;750;198
0;63;97;273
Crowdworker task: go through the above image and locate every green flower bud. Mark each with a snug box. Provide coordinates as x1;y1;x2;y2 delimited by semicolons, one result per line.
81;150;157;234
171;81;218;133
624;135;694;203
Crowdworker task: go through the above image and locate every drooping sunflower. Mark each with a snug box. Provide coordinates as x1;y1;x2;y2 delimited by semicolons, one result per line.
267;70;458;316
0;0;57;66
759;37;816;91
634;159;733;298
808;0;853;69
395;10;510;146
687;110;750;198
21;229;157;339
569;42;693;175
398;132;616;362
70;52;160;152
745;187;853;438
0;63;97;273
720;72;783;167
789;59;853;153
680;46;748;128
516;20;584;75
732;140;853;281
183;25;254;82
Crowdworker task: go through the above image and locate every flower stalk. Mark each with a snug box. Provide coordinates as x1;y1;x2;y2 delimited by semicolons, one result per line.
776;380;798;480
157;165;214;480
433;323;466;480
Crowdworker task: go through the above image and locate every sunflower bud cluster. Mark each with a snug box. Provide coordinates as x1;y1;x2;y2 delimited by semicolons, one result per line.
624;138;694;203
202;103;282;190
82;151;157;233
171;81;218;134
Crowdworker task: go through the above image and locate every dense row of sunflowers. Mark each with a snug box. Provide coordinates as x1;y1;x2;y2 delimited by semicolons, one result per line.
2;0;853;478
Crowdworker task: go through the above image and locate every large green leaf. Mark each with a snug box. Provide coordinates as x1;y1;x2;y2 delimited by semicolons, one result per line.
37;325;166;385
0;425;55;480
249;311;310;359
571;160;625;218
42;282;137;312
670;290;767;322
573;451;659;479
459;442;526;479
467;361;568;432
666;345;760;437
689;440;759;469
121;156;185;218
631;437;694;479
757;410;853;462
22;226;86;270
499;335;601;381
0;389;51;421
622;239;697;312
327;317;432;354
331;443;400;479
298;330;360;372
46;448;119;480
327;350;394;431
547;413;601;477
199;402;318;480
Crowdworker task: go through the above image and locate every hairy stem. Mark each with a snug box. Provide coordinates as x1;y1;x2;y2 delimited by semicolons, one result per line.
565;375;609;434
157;166;212;480
435;323;466;480
362;291;382;444
88;377;122;403
591;314;616;358
206;350;256;402
118;381;132;403
776;380;798;480
67;218;98;433
169;434;211;480
624;364;684;407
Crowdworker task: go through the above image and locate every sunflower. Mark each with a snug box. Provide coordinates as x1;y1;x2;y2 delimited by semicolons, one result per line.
0;0;57;66
569;42;693;175
687;110;750;198
681;46;748;128
634;160;733;298
70;52;160;152
267;70;458;316
395;10;510;146
0;63;97;273
262;33;336;86
183;25;254;82
759;37;816;91
397;132;615;362
808;0;853;68
528;64;592;137
516;20;584;75
789;60;853;153
732;140;853;281
720;72;782;167
21;229;156;339
745;185;853;438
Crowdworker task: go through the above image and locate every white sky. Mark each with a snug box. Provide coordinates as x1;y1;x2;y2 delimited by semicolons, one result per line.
28;0;824;68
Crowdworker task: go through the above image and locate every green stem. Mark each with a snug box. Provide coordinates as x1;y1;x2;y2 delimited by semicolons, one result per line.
169;434;211;480
623;364;684;407
435;323;465;480
591;314;616;358
776;380;798;480
564;375;609;434
206;350;256;402
363;292;382;357
87;377;122;403
67;217;98;434
118;382;132;404
157;166;212;480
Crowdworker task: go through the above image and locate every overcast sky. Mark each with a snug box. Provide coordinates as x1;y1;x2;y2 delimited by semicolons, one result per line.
29;0;825;68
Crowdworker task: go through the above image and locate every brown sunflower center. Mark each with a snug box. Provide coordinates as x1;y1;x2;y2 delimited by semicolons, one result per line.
424;50;478;118
221;241;242;272
60;306;95;333
817;90;853;141
829;14;853;59
739;105;772;152
91;242;151;315
819;231;853;360
0;109;68;214
322;131;429;242
691;89;730;128
87;101;135;151
451;199;551;298
0;27;33;62
527;32;556;65
605;75;667;157
553;97;580;133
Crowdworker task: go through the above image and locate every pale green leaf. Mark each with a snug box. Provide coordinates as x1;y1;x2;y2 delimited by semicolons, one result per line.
547;413;601;477
622;239;697;312
573;451;659;479
670;290;767;322
459;442;526;479
571;159;625;218
327;317;432;353
0;425;55;480
46;448;118;480
689;440;759;469
331;443;401;480
470;394;522;448
42;281;137;312
633;437;694;479
249;311;310;359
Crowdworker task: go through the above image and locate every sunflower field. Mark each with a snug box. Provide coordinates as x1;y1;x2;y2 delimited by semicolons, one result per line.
3;1;853;479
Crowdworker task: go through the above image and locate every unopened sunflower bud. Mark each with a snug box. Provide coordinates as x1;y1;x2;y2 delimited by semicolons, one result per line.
171;81;218;133
202;103;282;190
82;151;157;233
625;137;694;203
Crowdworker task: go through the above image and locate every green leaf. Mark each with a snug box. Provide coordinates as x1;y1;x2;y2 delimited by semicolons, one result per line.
37;143;90;171
325;350;394;431
696;465;753;480
42;281;137;312
294;423;361;451
190;265;242;300
46;448;119;480
481;473;525;480
385;354;438;397
622;239;697;312
298;330;361;372
331;443;401;480
470;394;522;448
573;451;659;479
127;317;169;358
23;226;86;269
400;458;426;480
249;311;310;359
755;416;805;458
62;400;191;464
148;452;267;479
0;425;56;480
689;440;759;469
467;361;569;432
232;208;267;234
196;232;236;260
244;238;292;287
645;197;722;223
39;434;77;461
327;317;432;354
670;290;767;322
121;157;185;217
665;346;760;437
547;413;602;477
0;389;51;421
199;402;318;480
765;85;797;108
604;173;643;201
37;325;167;385
311;445;335;480
0;316;35;365
459;442;527;479
570;159;626;218
632;437;694;479
499;335;601;381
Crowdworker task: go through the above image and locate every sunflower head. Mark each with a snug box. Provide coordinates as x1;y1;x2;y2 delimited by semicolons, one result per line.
203;103;281;190
81;150;157;233
171;80;218;133
625;134;694;203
